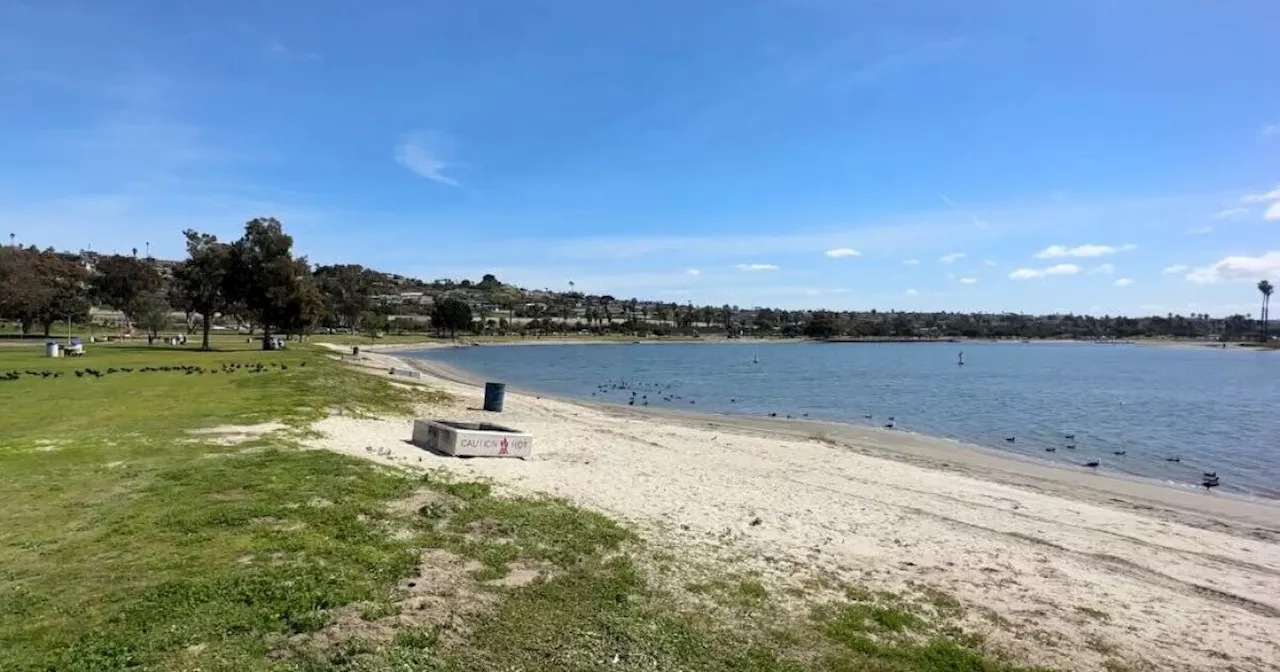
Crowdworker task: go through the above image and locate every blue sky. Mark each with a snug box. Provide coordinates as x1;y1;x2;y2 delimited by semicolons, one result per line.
2;0;1278;316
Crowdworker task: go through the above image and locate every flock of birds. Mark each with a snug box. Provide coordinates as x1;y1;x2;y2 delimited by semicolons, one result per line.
0;360;303;383
590;378;1225;492
995;432;1221;489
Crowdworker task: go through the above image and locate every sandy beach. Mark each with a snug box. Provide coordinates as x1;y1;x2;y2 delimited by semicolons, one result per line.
309;345;1280;672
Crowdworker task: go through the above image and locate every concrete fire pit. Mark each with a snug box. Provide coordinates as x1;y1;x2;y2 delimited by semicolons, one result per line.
411;419;532;458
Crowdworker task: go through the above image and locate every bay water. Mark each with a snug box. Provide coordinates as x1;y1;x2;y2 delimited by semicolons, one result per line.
406;342;1280;499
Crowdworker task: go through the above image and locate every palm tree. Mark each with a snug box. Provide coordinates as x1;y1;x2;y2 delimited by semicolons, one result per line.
1259;280;1274;342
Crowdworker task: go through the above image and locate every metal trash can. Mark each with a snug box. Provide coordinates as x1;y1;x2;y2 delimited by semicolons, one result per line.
483;382;506;412
45;341;60;358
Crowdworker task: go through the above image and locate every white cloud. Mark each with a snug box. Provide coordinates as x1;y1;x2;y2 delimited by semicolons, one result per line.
1162;264;1189;274
824;248;861;258
734;263;779;271
904;288;919;296
1267;202;1280;221
983;259;997;266
958;277;977;285
394;132;460;187
940;252;966;263
1089;263;1115;275
1240;187;1280;204
1008;263;1081;280
685;269;700;276
1213;207;1249;219
1186;250;1280;284
902;259;919;266
1033;244;1137;259
1113;278;1135;287
1262;124;1280;139
1186;225;1214;235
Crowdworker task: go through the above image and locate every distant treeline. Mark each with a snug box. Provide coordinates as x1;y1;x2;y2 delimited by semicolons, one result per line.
1;219;1273;346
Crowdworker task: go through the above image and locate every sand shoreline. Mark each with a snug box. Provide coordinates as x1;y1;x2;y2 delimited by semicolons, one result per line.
390;345;1280;534
312;344;1280;671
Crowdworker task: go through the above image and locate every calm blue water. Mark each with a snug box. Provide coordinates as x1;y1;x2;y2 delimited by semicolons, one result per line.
406;342;1280;498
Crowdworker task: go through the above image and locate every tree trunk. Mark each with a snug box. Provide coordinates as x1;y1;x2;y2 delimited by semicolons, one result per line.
42;321;52;337
262;328;273;351
201;313;212;351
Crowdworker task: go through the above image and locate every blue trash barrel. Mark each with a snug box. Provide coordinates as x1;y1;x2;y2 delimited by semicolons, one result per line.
483;382;506;412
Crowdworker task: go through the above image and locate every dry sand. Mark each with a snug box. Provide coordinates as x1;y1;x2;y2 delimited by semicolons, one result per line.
309;346;1280;671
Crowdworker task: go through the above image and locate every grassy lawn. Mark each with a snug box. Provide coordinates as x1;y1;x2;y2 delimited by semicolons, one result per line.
0;342;1049;671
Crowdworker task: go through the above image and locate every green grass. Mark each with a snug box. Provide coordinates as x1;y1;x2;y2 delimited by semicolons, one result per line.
0;342;1049;671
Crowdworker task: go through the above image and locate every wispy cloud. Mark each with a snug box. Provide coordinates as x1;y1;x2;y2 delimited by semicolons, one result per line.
1186;225;1214;235
734;263;779;271
1186;250;1280;284
1213;207;1249;219
1240;187;1280;204
1113;278;1134;287
958;277;977;285
1033;244;1137;259
266;37;320;61
939;194;990;229
1089;263;1115;275
983;259;997;267
824;247;860;258
904;288;919;296
1240;186;1280;220
939;252;966;263
853;37;968;86
1008;264;1081;280
902;259;919;266
1162;264;1189;275
686;269;701;276
394;132;461;187
1262;123;1280;139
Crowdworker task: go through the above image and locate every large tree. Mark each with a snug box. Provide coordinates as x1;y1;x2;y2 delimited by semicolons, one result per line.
432;297;472;339
0;247;46;334
224;218;320;349
173;230;231;350
91;254;162;326
315;264;373;331
130;291;173;341
36;253;90;336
